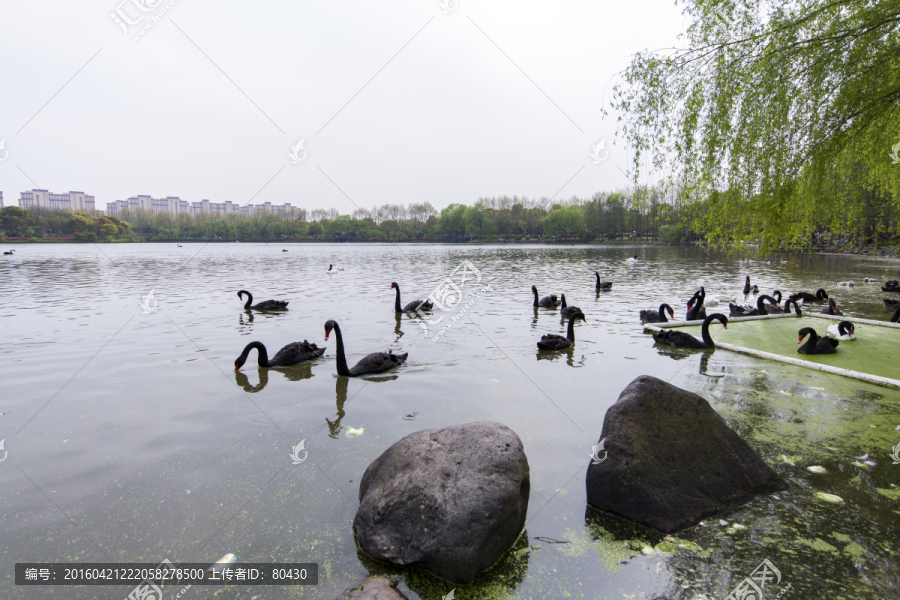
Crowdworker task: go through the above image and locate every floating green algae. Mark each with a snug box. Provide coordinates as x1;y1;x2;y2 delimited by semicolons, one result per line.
796;537;839;553
875;487;900;501
661;316;900;381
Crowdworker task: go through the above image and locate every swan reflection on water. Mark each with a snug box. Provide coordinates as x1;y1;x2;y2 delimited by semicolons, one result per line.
535;347;586;367
326;374;398;438
233;363;314;392
326;377;349;438
652;346;723;377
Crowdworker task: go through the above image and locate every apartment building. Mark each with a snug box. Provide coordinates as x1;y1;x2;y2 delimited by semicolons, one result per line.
19;189;96;212
106;195;305;220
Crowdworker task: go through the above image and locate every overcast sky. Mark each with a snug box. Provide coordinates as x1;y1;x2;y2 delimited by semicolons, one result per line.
0;0;686;213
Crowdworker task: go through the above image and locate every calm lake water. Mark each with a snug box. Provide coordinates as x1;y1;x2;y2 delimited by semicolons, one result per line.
1;243;899;600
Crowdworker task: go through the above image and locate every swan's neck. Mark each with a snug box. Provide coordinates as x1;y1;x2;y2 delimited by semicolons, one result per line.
533;290;539;307
332;323;351;376
242;291;253;309
701;319;714;347
802;331;818;351
567;316;577;342
239;341;268;367
394;286;402;313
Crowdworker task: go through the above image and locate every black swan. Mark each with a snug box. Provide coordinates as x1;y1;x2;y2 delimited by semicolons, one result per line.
532;286;560;309
537;312;585;350
686;288;707;321
391;282;434;314
237;290;288;310
892;308;900;323
827;321;855;340
234;340;325;370
653;313;728;349
729;294;778;317
324;319;408;376
742;276;752;297
883;298;900;308
764;298;802;316
883;280;900;293
595;272;612;290
640;303;674;324
791;288;828;303
820;298;843;316
798;328;838;354
560;294;582;318
3;250;14;255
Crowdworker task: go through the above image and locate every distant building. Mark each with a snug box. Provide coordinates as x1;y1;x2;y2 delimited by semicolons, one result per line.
106;195;305;220
19;189;96;212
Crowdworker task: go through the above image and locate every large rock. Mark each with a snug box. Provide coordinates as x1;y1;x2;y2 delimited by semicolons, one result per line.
353;421;530;583
586;375;786;533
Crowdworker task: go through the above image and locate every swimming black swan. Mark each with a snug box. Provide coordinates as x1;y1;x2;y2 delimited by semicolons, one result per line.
653;313;728;349
729;294;778;317
798;328;838;354
764;298;802;316
791;288;828;303
827;321;855;340
238;290;289;310
560;294;582;318
686;288;707;321
595;272;612;290
537;311;585;350
820;298;843;316
883;280;900;293
324;319;408;376
640;303;674;324
234;340;325;370
883;298;900;308
742;276;752;297
532;286;560;309
3;250;14;255
391;282;434;314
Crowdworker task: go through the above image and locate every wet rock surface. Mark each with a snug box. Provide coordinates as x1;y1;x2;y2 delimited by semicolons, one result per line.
586;375;786;533
353;421;530;583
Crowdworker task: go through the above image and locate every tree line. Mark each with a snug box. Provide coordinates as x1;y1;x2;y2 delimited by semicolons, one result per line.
0;189;700;243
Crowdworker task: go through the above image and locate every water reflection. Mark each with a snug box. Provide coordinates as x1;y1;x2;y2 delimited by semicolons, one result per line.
326;377;349;438
394;314;404;342
535;346;586;367
233;363;314;392
699;352;724;378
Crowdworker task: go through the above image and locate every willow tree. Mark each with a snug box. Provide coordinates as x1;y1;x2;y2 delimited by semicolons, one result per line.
614;0;900;249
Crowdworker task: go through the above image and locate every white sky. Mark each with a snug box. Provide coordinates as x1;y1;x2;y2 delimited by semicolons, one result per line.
0;0;686;213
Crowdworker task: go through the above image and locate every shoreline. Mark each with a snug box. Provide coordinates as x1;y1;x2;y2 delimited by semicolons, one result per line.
3;237;899;261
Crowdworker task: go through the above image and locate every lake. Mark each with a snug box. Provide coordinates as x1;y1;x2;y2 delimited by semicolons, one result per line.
1;242;899;599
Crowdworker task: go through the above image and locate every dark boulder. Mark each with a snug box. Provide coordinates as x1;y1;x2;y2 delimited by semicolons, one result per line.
336;576;408;600
353;421;530;583
586;375;786;533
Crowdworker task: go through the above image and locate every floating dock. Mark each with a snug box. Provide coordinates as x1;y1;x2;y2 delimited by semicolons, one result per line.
643;313;900;388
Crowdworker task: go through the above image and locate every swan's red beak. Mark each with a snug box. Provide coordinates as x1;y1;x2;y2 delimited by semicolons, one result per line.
325;330;330;341
234;365;240;372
